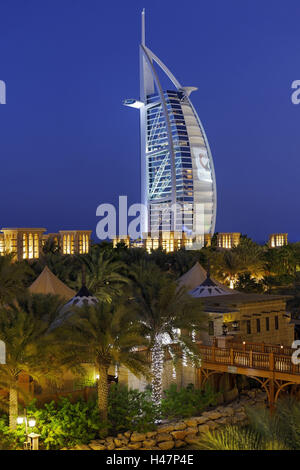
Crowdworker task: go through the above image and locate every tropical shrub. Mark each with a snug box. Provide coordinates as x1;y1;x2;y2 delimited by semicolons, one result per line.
160;384;219;419
108;383;157;433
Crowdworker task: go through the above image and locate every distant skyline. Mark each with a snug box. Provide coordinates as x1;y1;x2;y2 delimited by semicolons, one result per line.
0;0;299;243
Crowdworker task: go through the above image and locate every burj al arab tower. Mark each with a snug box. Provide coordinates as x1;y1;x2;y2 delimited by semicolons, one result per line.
124;10;217;245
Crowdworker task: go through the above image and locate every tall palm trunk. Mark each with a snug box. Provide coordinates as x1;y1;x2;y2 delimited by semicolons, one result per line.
9;385;18;430
97;365;108;421
151;337;164;405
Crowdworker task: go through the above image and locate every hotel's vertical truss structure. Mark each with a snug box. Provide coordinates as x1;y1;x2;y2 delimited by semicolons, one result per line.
124;10;217;240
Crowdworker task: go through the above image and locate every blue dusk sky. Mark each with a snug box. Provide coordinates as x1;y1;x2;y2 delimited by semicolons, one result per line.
0;0;299;243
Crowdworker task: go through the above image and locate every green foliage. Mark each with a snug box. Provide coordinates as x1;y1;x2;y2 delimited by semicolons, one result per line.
0;415;27;449
196;398;300;450
108;383;157;434
160;384;218;419
26;398;106;450
195;425;285;450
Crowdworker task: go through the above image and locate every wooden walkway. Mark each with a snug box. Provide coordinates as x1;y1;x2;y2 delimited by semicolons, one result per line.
196;343;300;408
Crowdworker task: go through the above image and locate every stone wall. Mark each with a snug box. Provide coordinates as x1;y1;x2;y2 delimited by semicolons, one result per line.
72;389;266;450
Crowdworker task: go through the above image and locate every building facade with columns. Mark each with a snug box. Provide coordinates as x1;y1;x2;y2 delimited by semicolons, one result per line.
0;227;92;261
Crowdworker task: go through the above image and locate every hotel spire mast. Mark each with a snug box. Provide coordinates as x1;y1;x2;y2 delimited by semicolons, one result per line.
124;10;217;240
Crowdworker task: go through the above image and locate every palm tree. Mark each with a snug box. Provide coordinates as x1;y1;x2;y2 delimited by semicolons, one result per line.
214;251;243;288
126;262;207;405
196;425;285;450
80;246;129;303
0;295;63;429
56;301;149;421
196;398;300;450
233;238;265;278
0;254;31;305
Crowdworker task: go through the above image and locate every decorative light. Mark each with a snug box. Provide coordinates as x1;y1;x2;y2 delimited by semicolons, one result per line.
243;341;246;345
28;419;36;428
191;330;196;342
182;349;187;367
17;417;24;425
151;336;164;406
95;374;99;380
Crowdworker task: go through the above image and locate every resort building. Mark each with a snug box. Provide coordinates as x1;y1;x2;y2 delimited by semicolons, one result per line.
268;233;288;248
113;232;211;252
217;232;241;249
58;230;91;255
0;227;92;260
0;228;46;261
124;10;217;246
179;263;294;347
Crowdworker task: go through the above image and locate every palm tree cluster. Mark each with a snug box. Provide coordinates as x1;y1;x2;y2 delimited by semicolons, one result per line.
0;249;206;428
1;234;300;432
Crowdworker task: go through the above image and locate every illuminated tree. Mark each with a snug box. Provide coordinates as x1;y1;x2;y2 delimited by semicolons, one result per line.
127;262;207;406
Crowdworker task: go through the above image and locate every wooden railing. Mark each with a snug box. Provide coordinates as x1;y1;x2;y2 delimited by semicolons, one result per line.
220;339;293;356
198;345;300;375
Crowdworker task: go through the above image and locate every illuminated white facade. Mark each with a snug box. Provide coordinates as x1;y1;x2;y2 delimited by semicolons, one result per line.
124;10;217;240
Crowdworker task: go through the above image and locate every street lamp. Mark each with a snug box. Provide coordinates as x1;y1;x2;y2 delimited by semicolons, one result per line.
17;409;39;450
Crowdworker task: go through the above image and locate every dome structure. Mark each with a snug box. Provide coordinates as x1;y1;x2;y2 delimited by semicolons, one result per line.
63;284;98;309
49;283;98;331
189;267;235;298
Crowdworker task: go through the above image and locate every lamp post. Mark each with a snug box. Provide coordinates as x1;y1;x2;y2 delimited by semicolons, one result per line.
17;409;39;450
222;323;228;336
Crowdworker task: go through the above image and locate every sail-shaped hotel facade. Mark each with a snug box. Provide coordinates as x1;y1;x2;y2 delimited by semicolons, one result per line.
124;10;217;249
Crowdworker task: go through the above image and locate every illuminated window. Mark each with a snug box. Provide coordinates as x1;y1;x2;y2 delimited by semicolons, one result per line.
63;235;67;254
28;233;33;259
34;233;39;258
79;234;83;254
23;233;28;259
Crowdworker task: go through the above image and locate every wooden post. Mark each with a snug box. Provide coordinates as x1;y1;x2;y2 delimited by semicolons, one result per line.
269;379;275;413
249;350;253;368
269;352;274;371
230;348;234;365
197;369;203;390
212;347;216;363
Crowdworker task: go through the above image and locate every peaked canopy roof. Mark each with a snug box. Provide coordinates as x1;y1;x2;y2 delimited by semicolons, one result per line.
189;271;234;298
178;262;234;294
29;266;76;300
64;284;98;308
